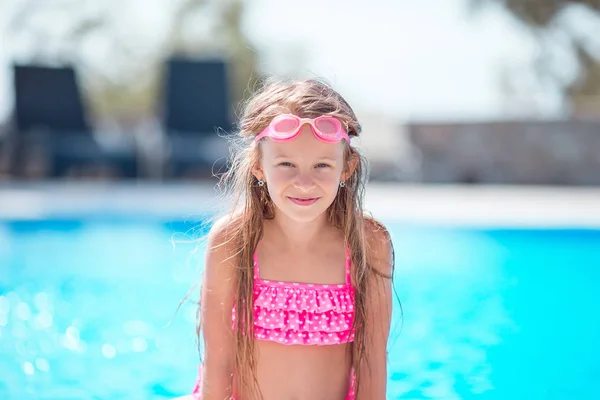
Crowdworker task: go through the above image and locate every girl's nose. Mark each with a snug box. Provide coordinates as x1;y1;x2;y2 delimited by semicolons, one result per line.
293;171;316;192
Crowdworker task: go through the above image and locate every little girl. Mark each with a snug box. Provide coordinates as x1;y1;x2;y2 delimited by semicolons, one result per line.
179;78;394;400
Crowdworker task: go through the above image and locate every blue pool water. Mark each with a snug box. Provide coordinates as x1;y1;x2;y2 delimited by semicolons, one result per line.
1;218;599;399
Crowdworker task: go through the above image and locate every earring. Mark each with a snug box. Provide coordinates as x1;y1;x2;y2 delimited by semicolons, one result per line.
258;180;264;187
339;181;345;187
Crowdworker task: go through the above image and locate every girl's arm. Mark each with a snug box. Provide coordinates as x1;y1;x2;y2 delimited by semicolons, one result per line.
357;222;394;400
199;218;238;400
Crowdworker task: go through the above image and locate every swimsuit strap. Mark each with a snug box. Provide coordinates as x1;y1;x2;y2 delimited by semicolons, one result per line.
345;247;352;286
253;251;259;279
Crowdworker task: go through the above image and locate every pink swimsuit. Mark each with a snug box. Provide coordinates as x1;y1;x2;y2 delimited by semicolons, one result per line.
192;249;356;399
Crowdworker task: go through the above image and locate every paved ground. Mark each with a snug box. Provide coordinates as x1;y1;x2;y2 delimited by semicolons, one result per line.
1;182;599;227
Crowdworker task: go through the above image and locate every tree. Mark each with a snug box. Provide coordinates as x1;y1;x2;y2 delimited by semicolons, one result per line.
470;0;600;117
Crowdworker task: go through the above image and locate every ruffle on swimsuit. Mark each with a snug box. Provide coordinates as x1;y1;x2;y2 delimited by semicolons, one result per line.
232;249;356;345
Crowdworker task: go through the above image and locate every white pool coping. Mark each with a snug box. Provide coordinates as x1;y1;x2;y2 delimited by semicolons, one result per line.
0;182;599;228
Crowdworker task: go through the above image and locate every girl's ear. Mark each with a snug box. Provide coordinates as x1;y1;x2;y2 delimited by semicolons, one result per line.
252;161;264;182
342;152;359;181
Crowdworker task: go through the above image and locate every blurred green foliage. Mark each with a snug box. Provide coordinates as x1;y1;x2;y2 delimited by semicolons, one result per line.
471;0;600;116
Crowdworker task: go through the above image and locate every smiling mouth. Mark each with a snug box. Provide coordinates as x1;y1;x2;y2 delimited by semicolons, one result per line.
287;197;320;206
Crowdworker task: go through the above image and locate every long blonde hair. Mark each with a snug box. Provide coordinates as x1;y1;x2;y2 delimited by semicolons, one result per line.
200;77;393;398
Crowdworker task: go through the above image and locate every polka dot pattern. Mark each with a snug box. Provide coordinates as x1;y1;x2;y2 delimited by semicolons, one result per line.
253;284;355;313
231;250;356;346
253;308;353;333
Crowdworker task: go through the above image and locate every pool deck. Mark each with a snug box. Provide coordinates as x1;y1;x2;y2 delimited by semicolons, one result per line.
0;182;599;228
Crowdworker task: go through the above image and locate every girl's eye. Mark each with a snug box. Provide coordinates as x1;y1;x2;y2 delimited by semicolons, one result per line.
316;163;331;168
278;162;293;167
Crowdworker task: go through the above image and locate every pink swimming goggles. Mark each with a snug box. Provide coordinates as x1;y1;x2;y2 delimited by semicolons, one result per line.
254;114;350;143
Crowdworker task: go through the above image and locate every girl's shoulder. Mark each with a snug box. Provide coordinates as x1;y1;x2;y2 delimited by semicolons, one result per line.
202;214;242;289
363;215;392;246
362;215;394;276
207;211;244;242
205;213;244;260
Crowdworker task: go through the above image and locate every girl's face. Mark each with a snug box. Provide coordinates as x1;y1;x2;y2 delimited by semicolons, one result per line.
253;124;352;223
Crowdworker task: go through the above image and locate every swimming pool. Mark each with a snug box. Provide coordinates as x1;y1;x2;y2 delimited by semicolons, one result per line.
1;217;599;399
